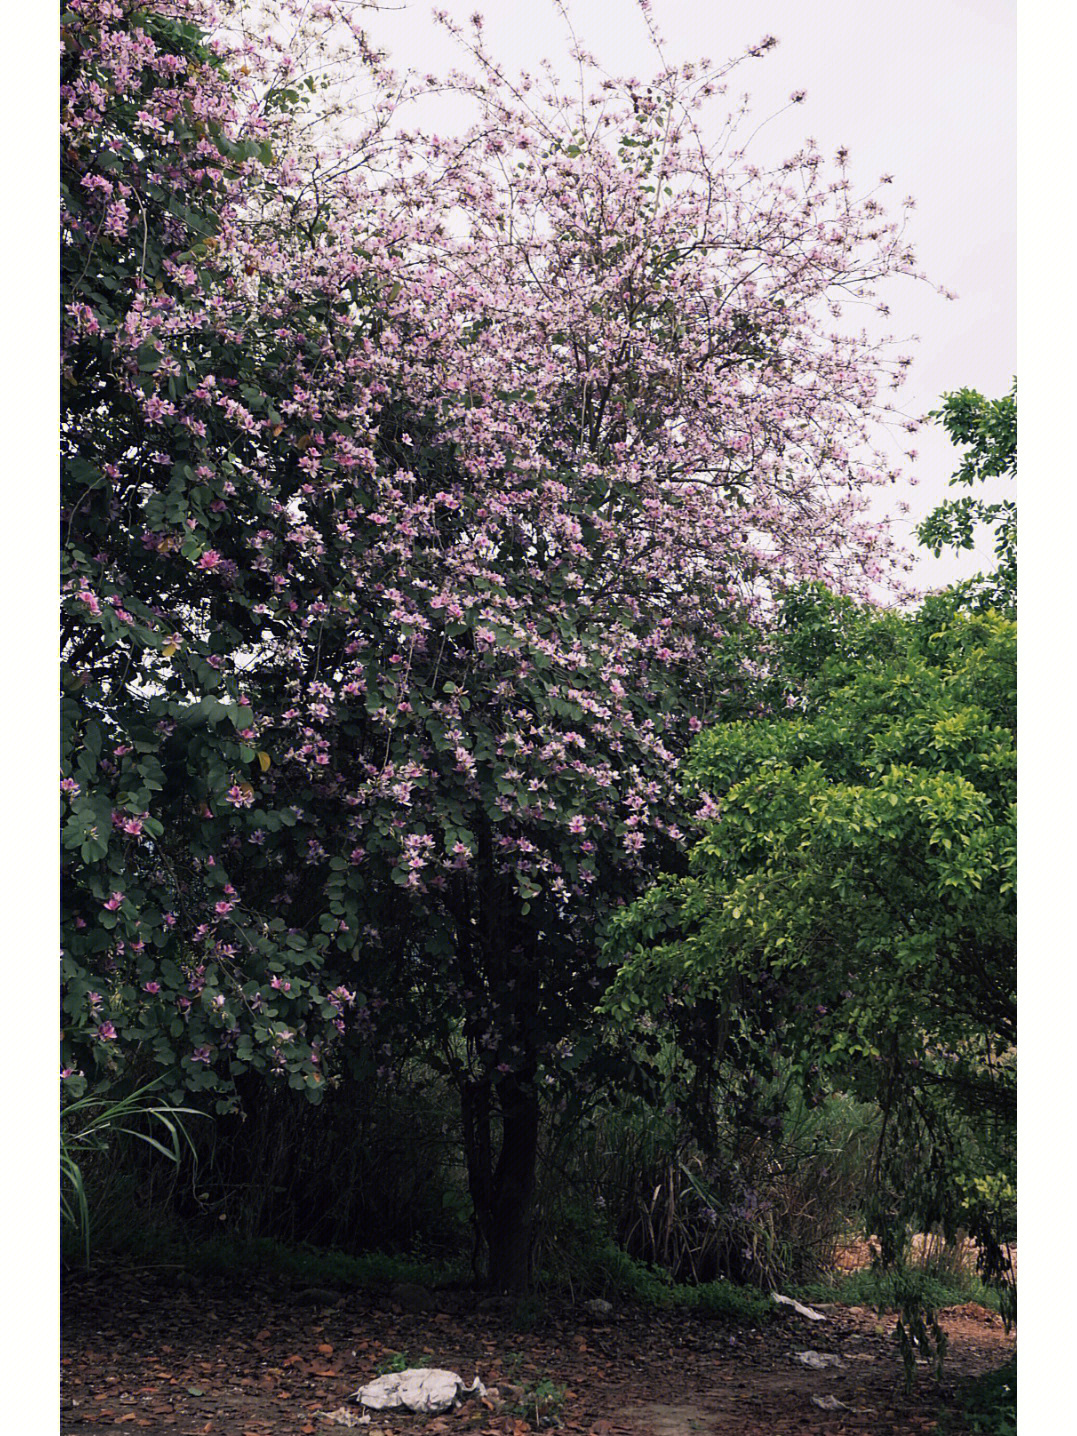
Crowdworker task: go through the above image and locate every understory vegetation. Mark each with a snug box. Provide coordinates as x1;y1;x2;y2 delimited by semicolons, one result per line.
64;1052;1009;1328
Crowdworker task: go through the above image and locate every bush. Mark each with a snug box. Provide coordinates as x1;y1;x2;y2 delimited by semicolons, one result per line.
940;1356;1016;1436
532;1081;879;1292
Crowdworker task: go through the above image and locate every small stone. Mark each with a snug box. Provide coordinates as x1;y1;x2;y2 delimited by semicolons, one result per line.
295;1287;344;1307
389;1281;436;1313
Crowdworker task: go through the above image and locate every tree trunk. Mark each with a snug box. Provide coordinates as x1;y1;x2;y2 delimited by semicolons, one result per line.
461;1074;540;1293
488;1075;540;1292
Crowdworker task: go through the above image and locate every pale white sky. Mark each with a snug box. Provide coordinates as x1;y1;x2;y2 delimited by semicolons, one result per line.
362;0;1017;592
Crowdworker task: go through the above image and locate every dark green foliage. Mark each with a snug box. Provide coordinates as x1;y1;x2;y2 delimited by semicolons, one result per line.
916;383;1016;614
63;1060;472;1266
940;1356;1016;1436
604;588;1016;1374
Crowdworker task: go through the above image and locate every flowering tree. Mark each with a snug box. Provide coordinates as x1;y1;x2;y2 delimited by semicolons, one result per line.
62;0;930;1288
61;0;376;1103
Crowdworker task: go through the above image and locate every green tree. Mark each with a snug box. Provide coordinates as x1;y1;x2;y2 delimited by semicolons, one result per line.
917;383;1016;614
604;590;1016;1349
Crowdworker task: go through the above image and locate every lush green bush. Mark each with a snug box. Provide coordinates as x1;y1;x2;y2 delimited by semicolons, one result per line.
606;595;1015;1336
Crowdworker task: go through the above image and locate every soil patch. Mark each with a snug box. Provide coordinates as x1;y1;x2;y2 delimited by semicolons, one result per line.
61;1268;1013;1435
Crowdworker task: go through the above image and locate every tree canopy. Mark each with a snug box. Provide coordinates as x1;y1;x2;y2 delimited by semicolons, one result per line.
63;0;939;1289
604;588;1015;1337
917;382;1016;614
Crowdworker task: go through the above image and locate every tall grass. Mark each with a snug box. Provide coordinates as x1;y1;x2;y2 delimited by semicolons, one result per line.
61;1078;204;1264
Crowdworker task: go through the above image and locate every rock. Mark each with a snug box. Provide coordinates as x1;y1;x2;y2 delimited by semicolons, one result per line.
476;1293;513;1314
389;1281;436;1313
584;1298;614;1320
355;1369;486;1415
295;1287;344;1308
794;1350;843;1370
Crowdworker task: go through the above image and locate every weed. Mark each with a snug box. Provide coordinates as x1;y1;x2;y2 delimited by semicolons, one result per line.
682;1280;774;1323
515;1375;566;1428
374;1350;429;1376
61;1078;204;1264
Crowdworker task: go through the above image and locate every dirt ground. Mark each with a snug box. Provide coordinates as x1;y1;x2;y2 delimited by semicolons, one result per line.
60;1268;1014;1436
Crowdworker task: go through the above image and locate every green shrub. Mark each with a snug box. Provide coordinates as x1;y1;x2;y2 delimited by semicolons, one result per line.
939;1356;1016;1436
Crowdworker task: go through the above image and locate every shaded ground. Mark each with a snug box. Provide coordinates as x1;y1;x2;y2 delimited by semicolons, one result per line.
61;1268;1013;1435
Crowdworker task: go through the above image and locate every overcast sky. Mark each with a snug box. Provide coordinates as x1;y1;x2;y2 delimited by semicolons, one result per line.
360;0;1016;593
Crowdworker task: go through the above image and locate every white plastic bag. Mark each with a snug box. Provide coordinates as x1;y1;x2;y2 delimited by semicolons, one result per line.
355;1368;485;1414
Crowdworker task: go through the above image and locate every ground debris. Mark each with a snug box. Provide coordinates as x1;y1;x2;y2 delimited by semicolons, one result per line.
794;1350;843;1369
771;1292;827;1321
355;1368;486;1414
61;1266;1015;1436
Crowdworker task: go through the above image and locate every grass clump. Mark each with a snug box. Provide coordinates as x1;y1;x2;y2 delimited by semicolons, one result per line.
681;1280;774;1323
180;1235;465;1290
796;1263;1001;1315
564;1237;773;1322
